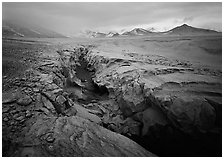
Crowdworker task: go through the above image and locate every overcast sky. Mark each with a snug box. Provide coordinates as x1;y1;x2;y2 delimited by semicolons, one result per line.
2;2;222;36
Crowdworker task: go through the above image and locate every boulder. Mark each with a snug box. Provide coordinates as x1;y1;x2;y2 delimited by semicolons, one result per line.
134;105;168;136
56;95;67;105
17;95;32;106
118;82;149;116
64;106;77;117
74;103;101;124
41;96;56;113
167;98;216;134
119;117;141;136
2;91;21;104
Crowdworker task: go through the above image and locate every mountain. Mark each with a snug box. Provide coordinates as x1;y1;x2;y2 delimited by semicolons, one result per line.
122;28;153;36
76;24;221;38
164;24;220;35
2;21;66;38
106;32;120;37
147;27;158;32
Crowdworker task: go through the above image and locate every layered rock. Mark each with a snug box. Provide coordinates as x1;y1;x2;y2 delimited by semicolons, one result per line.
81;46;221;156
2;45;156;157
13;116;154;157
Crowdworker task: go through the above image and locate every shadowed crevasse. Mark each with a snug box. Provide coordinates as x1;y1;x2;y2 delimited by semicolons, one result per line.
73;46;222;157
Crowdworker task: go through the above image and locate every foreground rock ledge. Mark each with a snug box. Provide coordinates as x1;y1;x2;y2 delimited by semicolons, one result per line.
2;45;156;157
3;44;221;157
13;116;155;157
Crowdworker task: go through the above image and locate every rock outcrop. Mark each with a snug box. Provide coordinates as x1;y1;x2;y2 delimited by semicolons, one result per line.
3;43;221;157
2;45;156;157
81;46;221;156
13;116;154;157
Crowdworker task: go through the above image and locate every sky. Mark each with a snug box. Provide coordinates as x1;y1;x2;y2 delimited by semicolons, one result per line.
2;2;222;36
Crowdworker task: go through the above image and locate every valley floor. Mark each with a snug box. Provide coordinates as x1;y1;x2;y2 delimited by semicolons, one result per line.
2;35;222;156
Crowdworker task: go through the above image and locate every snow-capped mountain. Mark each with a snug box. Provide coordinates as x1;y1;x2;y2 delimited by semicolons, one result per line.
122;28;153;36
164;24;220;35
76;24;221;38
106;32;120;37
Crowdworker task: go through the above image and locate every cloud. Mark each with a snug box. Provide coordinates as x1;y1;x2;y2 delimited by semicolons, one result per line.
183;16;194;23
2;2;222;35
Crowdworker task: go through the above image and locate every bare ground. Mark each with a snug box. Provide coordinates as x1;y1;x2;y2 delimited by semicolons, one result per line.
2;35;222;157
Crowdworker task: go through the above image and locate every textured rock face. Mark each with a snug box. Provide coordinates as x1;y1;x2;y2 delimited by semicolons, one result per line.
82;45;221;156
2;46;156;157
135;105;168;136
85;47;221;135
3;43;221;157
167;98;216;134
14;116;155;157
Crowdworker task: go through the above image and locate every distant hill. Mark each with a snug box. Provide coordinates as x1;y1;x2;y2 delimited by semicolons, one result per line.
77;24;221;38
122;28;153;36
106;32;120;37
2;21;67;38
164;24;220;35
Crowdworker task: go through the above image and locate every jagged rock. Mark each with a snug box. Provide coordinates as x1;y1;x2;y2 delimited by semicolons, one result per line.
83;103;95;108
64;106;77;117
15;115;25;122
167;98;216;134
52;88;63;94
56;95;66;105
98;104;107;114
102;111;110;124
33;88;40;93
2;91;20;104
42;91;57;102
120;117;141;136
74;103;101;124
25;110;32;118
86;109;103;116
67;88;87;101
105;115;125;132
39;73;54;84
35;94;43;109
70;76;85;87
45;132;55;143
134;105;168;136
41;96;56;113
118;81;149;116
17;95;32;106
99;100;119;112
45;83;59;91
110;115;124;125
206;97;222;126
3;117;9;122
11;109;19;114
14;116;155;157
36;107;51;115
2;106;10;113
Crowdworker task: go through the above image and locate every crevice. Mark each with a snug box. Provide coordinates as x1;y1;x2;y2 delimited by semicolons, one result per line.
56;46;222;157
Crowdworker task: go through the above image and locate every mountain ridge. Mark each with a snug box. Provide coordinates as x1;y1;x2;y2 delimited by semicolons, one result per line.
2;20;67;38
80;24;220;38
163;24;220;35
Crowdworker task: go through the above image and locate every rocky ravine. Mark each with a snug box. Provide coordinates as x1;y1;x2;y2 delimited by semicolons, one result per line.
2;45;155;157
2;45;221;156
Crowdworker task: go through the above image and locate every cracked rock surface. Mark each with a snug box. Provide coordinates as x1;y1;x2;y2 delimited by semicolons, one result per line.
3;36;222;157
2;41;155;157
